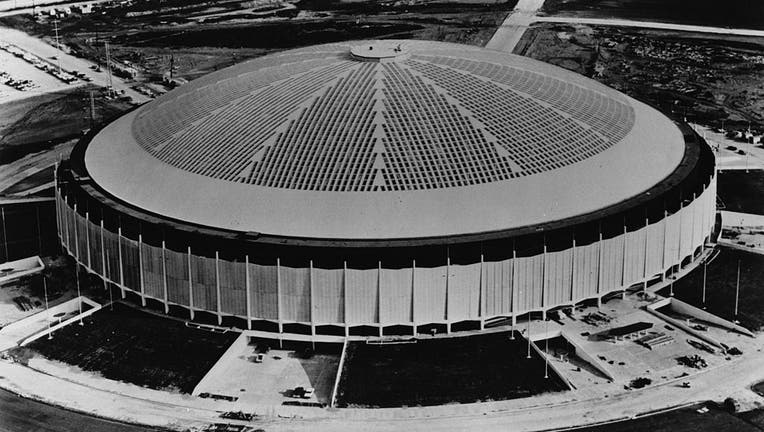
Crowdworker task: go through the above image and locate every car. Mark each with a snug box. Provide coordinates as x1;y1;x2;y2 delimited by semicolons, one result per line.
292;386;315;399
253;353;264;363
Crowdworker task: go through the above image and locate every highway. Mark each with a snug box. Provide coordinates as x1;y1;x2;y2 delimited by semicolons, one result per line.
484;0;545;52
485;0;764;53
0;388;162;432
533;16;764;38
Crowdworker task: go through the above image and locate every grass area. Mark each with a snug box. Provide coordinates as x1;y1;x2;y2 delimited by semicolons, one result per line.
335;332;567;408
577;403;761;432
23;302;238;393
719;170;764;216
516;24;764;130
657;246;764;331
539;0;764;31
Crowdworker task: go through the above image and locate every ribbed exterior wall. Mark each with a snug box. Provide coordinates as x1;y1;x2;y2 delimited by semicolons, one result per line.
56;175;717;336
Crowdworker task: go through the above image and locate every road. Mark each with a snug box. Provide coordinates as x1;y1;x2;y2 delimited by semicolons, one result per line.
0;0;110;14
533;16;764;38
485;0;764;53
0;140;74;196
485;0;545;52
0;388;162;432
0;26;150;104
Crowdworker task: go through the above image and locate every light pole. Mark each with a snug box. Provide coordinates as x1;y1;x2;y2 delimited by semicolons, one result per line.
106;250;113;311
734;259;741;323
669;270;674;297
526;316;531;359
53;19;62;75
43;275;52;339
76;263;83;325
702;260;707;309
544;318;549;379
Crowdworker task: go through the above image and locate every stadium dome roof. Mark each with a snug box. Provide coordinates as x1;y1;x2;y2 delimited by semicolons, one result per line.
85;40;685;241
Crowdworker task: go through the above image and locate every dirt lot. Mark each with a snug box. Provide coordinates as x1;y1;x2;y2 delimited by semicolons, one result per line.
0;86;131;164
15;302;239;393
515;23;764;131
1;0;515;83
335;332;567;408
539;0;764;31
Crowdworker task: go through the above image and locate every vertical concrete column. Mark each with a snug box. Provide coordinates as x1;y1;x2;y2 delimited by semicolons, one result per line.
377;260;383;337
479;253;485;330
510;236;518;340
0;207;6;261
309;260;315;338
277;258;283;335
621;219;627;299
117;226;125;298
245;255;251;330
138;233;146;306
541;238;547;320
35;204;42;254
511;241;517;328
187;246;194;320
596;223;603;308
53;164;60;239
54;169;61;244
701;184;707;251
691;193;697;256
570;232;576;303
161;240;169;313
411;259;417;336
73;204;79;259
85;211;91;268
643;216;649;286
62;198;70;251
677;199;684;270
343;261;349;337
100;219;106;283
662;208;668;278
215;251;222;325
445;254;451;334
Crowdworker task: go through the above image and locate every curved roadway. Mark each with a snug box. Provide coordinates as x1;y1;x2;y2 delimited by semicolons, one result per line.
0;388;162;432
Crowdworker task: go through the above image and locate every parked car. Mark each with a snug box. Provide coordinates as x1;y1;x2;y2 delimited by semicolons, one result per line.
292;386;315;399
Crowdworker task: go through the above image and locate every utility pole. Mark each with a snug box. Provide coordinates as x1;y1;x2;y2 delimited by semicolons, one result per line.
105;41;113;96
53;19;62;75
89;90;96;128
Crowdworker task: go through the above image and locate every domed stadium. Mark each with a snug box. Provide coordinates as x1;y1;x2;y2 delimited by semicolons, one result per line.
55;40;716;339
